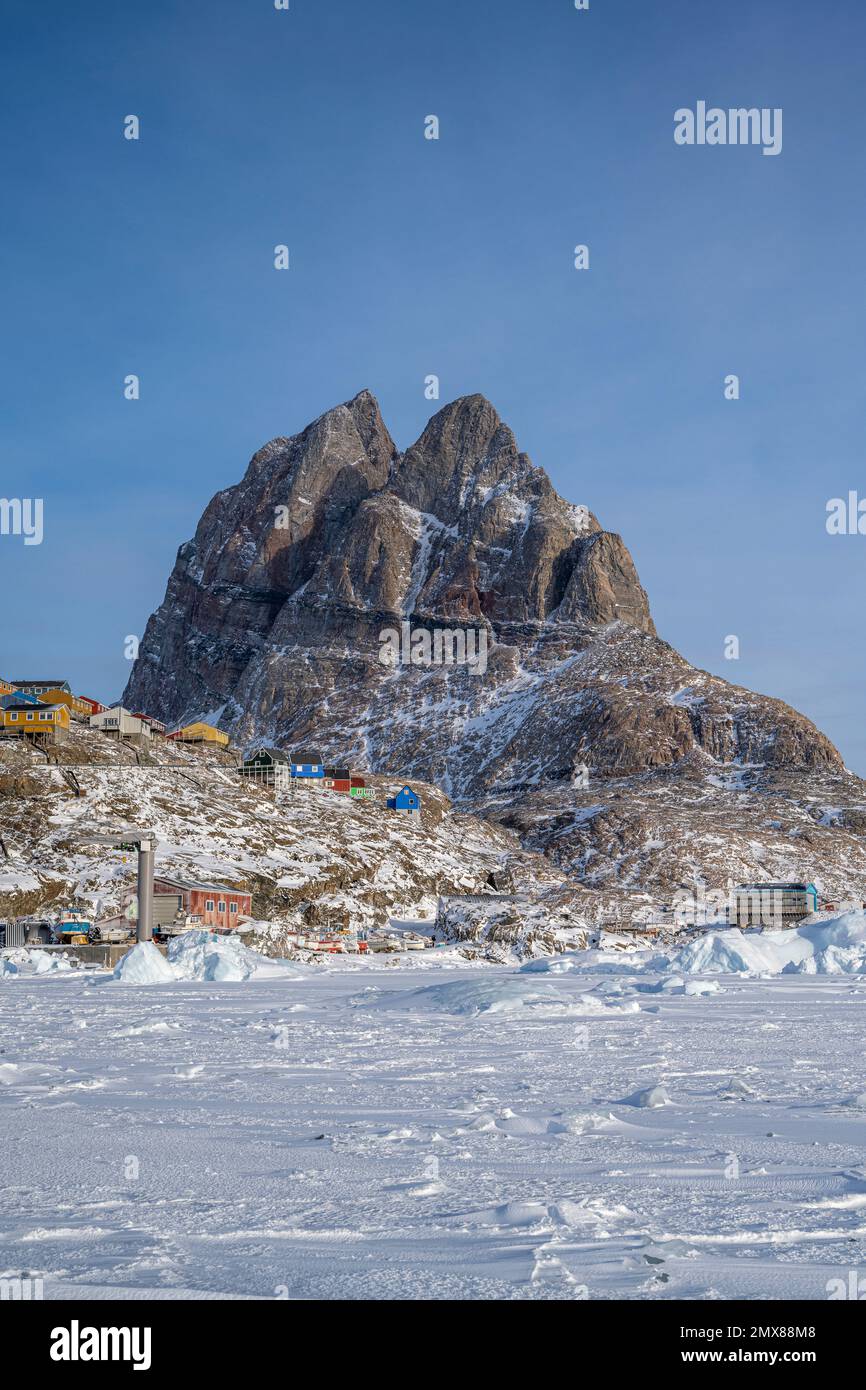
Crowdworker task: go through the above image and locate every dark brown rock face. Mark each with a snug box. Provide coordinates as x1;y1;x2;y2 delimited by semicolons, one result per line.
124;390;857;904
125;390;657;733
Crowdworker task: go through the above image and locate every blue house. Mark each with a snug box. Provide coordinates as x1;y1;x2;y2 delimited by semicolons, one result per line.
1;691;41;709
387;785;421;816
290;748;325;779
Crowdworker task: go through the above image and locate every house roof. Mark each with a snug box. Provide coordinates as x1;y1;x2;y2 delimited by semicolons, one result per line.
154;876;250;896
325;767;350;779
291;750;324;763
4;701;63;713
10;680;70;689
244;747;291;764
735;882;817;892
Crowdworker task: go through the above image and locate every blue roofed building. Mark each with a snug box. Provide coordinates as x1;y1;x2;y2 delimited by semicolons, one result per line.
290;749;325;779
387;785;421;816
1;691;41;709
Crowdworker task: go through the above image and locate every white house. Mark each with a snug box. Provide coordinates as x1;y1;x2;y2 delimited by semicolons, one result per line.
88;705;152;740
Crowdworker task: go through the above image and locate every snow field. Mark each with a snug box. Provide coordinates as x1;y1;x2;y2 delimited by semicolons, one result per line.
2;929;866;1300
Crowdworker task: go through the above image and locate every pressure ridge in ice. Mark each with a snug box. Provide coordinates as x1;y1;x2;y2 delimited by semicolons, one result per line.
662;912;866;976
519;911;866;979
112;931;297;984
0;948;74;977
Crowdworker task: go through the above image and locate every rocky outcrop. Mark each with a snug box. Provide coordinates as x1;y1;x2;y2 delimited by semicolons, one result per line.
122;390;860;908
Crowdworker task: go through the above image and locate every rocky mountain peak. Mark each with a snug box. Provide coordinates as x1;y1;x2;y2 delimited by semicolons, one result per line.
122;391;853;917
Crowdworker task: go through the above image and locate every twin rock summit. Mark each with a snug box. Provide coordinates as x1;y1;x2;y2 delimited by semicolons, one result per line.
124;391;865;912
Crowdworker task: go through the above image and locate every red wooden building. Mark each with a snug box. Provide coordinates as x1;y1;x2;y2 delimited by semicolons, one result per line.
153;876;252;931
132;711;167;735
77;696;107;715
323;767;367;795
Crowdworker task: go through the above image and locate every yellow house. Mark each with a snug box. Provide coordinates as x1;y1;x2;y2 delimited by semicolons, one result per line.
2;701;71;742
38;689;93;719
168;721;230;747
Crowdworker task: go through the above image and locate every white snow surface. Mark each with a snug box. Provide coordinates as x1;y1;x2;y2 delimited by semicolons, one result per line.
2;933;866;1301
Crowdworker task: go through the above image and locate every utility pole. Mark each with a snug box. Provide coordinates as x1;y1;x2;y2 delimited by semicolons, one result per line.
137;835;155;942
79;827;158;944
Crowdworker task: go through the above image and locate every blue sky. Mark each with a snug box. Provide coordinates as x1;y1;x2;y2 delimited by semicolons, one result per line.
2;0;865;767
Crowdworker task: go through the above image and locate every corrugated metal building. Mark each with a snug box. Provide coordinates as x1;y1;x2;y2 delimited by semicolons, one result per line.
731;882;818;928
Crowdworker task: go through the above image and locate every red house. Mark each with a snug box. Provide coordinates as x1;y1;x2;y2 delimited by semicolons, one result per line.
132;711;167;735
153;876;252;931
78;696;107;715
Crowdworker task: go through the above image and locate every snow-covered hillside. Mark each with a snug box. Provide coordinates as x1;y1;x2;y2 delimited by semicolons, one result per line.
0;724;566;945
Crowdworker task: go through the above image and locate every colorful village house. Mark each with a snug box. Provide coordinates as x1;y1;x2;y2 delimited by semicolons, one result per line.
9;679;71;698
323;765;351;793
89;706;152;740
0;678;12;696
153;876;252;931
167;721;230;747
132;712;167;736
240;747;291;785
290;749;325;780
349;776;372;799
2;700;70;744
386;785;421;816
77;696;107;716
38;688;96;720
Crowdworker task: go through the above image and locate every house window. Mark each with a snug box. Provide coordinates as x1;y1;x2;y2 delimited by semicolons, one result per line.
9;713;17;722
26;713;34;721
218;901;226;913
39;712;50;721
206;899;214;911
230;902;238;914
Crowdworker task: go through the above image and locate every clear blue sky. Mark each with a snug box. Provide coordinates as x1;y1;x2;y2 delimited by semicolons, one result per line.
2;0;864;768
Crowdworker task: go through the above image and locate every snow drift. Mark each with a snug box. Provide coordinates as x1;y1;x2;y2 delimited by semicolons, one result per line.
662;912;866;977
1;948;74;977
112;931;299;984
358;977;579;1017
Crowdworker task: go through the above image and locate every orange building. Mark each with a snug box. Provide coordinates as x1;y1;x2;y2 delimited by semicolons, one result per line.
2;701;71;743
